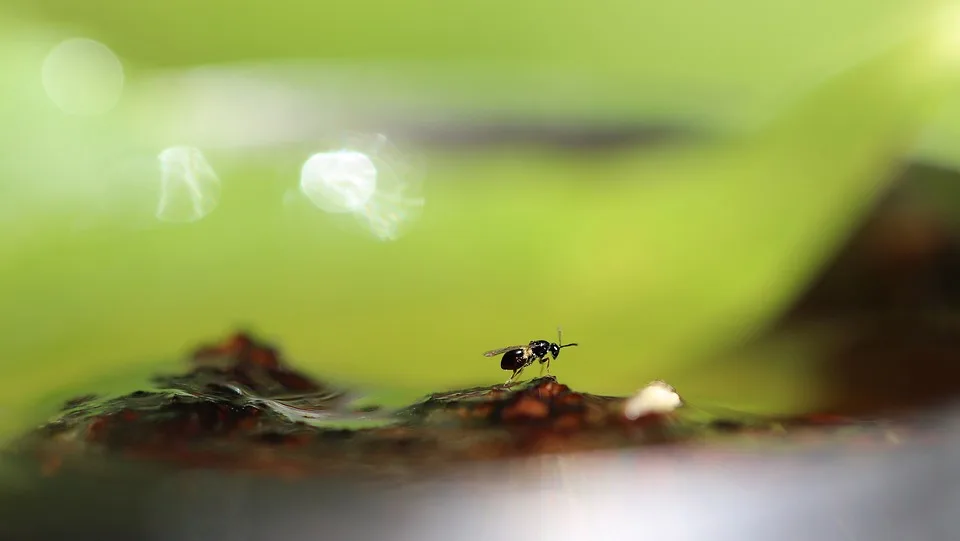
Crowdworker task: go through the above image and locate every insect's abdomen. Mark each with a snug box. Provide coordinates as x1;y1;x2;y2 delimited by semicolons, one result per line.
500;349;527;370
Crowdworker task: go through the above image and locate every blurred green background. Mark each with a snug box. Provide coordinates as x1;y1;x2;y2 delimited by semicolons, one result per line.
3;0;960;440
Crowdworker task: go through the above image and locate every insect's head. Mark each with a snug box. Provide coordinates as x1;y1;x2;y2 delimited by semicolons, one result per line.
550;341;578;359
551;327;578;359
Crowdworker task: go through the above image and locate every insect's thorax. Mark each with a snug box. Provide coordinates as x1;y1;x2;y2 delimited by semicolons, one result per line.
528;340;551;358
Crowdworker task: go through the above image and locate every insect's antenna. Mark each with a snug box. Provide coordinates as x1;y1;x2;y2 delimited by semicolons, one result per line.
557;326;577;348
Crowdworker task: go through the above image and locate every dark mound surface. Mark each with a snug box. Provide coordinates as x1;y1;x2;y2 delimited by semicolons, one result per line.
9;332;925;481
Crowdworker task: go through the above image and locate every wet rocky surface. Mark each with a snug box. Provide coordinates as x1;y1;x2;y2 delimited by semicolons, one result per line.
6;332;928;482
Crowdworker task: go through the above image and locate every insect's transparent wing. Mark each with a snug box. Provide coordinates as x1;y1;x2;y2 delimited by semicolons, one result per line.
483;345;525;357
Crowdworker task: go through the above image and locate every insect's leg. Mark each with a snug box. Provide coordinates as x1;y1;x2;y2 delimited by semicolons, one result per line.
537;356;552;376
506;365;527;386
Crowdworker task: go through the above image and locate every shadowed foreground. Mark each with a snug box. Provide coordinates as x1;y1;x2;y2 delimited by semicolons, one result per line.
1;332;957;541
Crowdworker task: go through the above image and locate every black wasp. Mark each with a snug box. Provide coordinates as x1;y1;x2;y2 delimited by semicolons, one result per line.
483;328;578;385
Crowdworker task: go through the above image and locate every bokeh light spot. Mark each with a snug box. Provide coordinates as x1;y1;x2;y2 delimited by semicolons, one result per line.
41;38;124;116
298;134;425;241
300;150;378;214
156;146;221;223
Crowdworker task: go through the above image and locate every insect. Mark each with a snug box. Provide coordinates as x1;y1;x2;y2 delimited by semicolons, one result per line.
483;328;579;385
